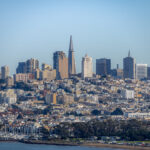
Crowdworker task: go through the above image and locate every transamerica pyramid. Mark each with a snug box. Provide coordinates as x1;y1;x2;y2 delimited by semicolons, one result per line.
68;35;76;77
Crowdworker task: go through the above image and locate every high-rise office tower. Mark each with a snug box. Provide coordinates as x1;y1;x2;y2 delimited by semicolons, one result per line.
1;66;9;79
16;62;26;73
136;64;147;80
53;51;68;79
96;58;111;76
68;35;76;77
26;58;39;73
82;54;93;79
123;51;135;79
147;67;150;80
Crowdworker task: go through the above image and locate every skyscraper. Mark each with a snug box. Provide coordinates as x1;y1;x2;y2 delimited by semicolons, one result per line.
16;62;26;73
82;54;93;79
53;51;68;79
68;35;76;77
26;58;39;73
123;51;135;79
1;66;9;80
96;58;111;76
136;64;147;80
147;67;150;80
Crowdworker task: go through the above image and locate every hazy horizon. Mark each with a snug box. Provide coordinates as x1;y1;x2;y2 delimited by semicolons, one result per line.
1;0;150;75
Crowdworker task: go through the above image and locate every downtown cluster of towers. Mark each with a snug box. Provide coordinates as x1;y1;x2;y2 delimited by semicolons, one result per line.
0;35;150;81
53;36;150;80
15;35;93;80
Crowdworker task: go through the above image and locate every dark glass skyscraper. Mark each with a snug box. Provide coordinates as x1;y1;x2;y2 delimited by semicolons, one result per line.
96;58;111;76
68;35;76;77
16;62;26;73
147;67;150;80
123;51;135;79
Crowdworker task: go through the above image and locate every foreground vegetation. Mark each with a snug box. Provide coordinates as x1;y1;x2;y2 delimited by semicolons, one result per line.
49;119;150;141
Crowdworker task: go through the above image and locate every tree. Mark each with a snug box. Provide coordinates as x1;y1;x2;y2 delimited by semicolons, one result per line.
111;108;123;115
91;109;101;116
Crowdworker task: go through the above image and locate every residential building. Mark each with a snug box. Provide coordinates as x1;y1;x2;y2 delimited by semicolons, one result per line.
45;93;57;105
26;58;39;73
0;89;17;104
14;73;34;83
40;69;56;81
121;89;134;99
6;77;14;87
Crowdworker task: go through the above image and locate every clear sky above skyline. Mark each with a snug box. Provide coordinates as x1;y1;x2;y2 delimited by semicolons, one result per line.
0;0;150;75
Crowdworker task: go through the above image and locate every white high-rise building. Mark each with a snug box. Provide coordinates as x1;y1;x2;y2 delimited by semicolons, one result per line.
136;64;147;80
82;54;93;79
1;66;9;80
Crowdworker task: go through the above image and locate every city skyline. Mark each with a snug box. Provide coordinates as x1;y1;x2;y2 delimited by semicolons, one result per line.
1;0;150;75
0;40;150;77
1;1;150;147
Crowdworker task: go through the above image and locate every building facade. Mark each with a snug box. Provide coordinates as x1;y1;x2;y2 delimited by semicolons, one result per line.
1;66;9;80
16;59;39;74
147;67;150;80
53;51;68;79
96;58;111;76
14;73;34;83
82;54;93;79
26;58;39;73
123;51;135;79
16;62;26;73
0;89;17;104
121;89;135;99
136;64;147;80
45;93;57;105
40;69;56;81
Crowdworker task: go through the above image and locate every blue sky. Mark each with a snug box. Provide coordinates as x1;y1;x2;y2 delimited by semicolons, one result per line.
0;0;150;75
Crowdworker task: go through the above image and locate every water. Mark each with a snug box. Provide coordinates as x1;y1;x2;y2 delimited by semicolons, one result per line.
0;142;126;150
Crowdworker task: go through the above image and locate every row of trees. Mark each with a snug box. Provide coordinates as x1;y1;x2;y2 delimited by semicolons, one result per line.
51;119;150;141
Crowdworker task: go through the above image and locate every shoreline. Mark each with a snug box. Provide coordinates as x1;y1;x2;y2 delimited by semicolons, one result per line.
0;140;150;150
81;142;150;150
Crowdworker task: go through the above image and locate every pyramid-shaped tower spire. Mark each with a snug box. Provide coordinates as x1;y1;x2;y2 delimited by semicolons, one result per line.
128;49;131;57
69;35;74;51
68;35;76;77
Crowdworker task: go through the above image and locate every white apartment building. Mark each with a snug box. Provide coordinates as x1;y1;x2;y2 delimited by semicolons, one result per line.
0;89;17;104
121;89;134;99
